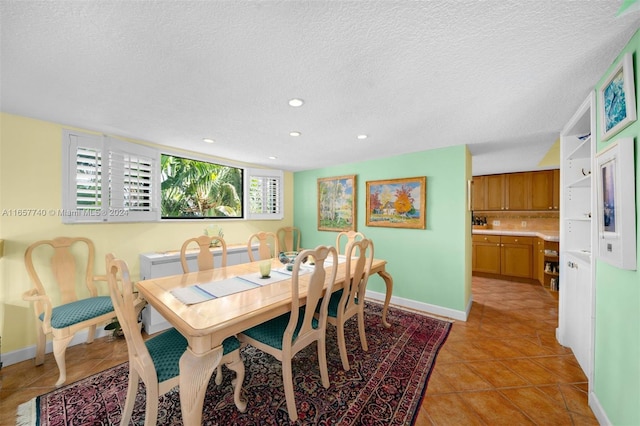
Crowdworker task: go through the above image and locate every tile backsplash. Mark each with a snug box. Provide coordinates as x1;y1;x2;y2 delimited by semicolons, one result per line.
473;211;559;231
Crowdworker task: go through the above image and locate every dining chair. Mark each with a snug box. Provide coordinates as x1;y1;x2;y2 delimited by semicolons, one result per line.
247;231;279;262
325;238;374;371
335;230;366;255
276;226;301;253
106;254;247;426
238;245;338;421
22;237;115;386
180;234;227;273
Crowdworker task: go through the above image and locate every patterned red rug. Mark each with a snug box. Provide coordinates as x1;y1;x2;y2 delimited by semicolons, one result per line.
18;302;451;425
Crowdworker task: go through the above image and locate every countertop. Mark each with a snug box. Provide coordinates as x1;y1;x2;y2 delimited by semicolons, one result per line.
472;229;559;242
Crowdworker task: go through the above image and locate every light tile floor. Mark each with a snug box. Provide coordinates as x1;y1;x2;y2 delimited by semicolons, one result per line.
416;276;598;425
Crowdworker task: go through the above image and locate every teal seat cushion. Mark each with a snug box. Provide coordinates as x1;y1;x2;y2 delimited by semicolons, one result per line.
146;329;240;383
39;296;114;329
326;290;343;318
242;308;318;350
324;289;360;318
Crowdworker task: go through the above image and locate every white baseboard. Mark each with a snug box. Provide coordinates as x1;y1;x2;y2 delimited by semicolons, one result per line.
589;390;611;425
365;289;470;321
1;327;111;368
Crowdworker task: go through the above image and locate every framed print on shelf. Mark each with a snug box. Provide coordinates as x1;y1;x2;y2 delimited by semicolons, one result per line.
366;176;426;229
317;174;356;232
599;53;637;141
595;137;636;270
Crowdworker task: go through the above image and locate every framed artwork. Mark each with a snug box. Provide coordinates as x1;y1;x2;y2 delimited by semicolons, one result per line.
595;137;636;270
317;175;356;232
366;176;426;229
599;53;637;141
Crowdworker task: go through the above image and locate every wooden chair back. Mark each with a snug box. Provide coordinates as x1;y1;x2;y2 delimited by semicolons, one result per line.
247;231;279;262
335;231;366;255
180;235;227;273
277;226;301;252
25;237;99;307
328;238;375;371
105;254;152;382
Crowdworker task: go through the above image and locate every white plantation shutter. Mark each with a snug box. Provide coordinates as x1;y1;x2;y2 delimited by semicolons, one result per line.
62;130;159;223
247;169;284;220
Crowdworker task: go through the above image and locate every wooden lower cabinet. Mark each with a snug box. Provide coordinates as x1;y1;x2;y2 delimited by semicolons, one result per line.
472;234;534;279
472;235;501;274
500;236;533;278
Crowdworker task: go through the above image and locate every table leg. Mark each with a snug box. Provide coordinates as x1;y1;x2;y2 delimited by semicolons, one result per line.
377;270;393;328
178;345;223;426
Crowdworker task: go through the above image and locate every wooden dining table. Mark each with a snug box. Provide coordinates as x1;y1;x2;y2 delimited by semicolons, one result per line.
136;255;393;426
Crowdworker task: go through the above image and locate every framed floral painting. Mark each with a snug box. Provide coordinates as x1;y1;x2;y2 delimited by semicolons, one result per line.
366;176;426;229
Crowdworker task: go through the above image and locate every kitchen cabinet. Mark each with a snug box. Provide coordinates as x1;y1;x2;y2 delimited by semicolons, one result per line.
471;175;486;211
473;170;559;211
472;234;533;279
500;235;533;278
531;170;554;210
472;234;501;274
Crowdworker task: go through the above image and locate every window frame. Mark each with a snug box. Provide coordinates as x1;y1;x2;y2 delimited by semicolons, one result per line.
62;130;284;223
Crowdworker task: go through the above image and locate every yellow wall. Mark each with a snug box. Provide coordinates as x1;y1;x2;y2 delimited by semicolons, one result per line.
0;112;293;353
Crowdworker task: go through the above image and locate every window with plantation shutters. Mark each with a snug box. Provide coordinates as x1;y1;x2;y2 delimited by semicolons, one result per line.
247;169;284;220
62;130;160;223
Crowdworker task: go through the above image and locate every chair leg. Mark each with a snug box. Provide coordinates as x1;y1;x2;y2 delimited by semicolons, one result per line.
214;365;223;385
35;325;46;366
357;310;368;351
52;334;74;386
317;338;330;389
86;324;97;344
336;322;350;371
144;383;159;426
281;358;298;421
120;369;140;426
225;354;247;412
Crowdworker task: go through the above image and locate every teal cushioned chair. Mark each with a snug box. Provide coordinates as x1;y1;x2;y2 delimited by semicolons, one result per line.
23;237;116;386
106;254;246;426
239;245;338;422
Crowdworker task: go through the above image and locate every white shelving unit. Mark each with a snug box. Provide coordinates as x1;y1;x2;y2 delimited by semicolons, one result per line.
558;92;596;381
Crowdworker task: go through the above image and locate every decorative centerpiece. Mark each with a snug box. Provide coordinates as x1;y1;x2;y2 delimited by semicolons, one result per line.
279;251;299;271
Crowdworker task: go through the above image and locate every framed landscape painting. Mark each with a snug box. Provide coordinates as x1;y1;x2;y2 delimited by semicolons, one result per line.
317;175;356;231
366;176;426;229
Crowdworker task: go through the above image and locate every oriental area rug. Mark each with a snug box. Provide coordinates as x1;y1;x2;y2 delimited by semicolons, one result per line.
18;302;451;425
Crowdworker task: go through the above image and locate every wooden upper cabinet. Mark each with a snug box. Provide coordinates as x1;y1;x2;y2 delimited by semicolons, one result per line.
485;174;505;210
505;172;530;210
471;176;486;211
531;170;554;210
472;170;560;212
552;169;560;210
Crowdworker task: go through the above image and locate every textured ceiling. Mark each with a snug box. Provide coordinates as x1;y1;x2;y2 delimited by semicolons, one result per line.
1;1;639;175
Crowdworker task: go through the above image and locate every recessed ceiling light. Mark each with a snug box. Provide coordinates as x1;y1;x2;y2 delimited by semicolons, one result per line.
289;131;301;137
288;98;304;107
357;134;368;140
203;138;215;143
268;156;277;160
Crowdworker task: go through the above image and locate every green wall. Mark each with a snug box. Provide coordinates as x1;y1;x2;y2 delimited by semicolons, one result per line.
593;30;640;426
293;145;472;319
